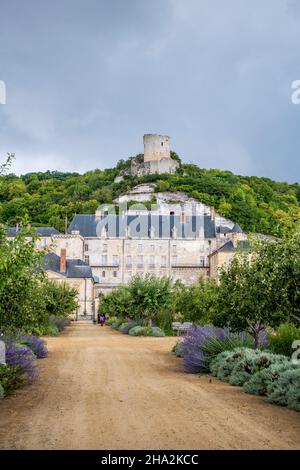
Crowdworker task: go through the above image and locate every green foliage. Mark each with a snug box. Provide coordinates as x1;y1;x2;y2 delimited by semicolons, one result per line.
106;316;119;326
128;325;165;336
128;325;145;336
119;322;137;334
172;341;184;357
100;274;172;326
0;229;47;332
268;323;300;357
200;334;254;370
210;348;288;386
266;367;300;411
42;281;79;319
0;363;28;396
0;383;4;399
1;153;299;235
243;361;295;396
212;232;300;346
170;279;218;325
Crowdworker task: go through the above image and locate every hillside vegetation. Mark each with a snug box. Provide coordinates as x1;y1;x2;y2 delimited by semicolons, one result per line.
0;153;299;235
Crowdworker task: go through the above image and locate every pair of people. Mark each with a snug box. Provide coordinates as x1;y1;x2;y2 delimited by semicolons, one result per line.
97;313;106;326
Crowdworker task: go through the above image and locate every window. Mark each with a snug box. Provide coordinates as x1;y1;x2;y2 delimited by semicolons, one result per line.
172;255;177;265
102;244;107;252
113;271;117;278
137;255;143;267
126;255;132;266
200;256;205;267
172;245;177;252
101;255;107;265
40;238;47;248
138;244;143;252
161;142;164;146
84;255;89;264
161;255;167;267
149;255;155;267
150;244;155;252
112;255;119;266
84;243;89;252
170;211;175;216
102;271;106;278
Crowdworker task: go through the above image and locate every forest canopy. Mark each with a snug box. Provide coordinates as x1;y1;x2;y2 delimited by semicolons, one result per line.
0;153;299;236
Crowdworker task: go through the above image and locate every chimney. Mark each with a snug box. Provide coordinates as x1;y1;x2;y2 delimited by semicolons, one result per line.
232;232;238;248
210;207;215;221
60;249;67;273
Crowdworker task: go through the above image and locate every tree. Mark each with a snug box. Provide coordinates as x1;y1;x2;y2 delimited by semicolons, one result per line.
212;233;300;347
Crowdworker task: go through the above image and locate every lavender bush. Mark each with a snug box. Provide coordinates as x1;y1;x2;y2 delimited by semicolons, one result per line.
181;326;263;374
5;341;37;380
17;334;48;359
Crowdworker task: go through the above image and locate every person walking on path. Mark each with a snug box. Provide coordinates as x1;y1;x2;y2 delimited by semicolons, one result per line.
99;313;106;327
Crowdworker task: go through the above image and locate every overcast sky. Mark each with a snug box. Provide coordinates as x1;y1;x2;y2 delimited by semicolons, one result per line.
0;0;300;182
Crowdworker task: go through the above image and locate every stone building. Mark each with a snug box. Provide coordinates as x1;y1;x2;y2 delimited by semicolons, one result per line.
43;250;97;320
115;134;179;181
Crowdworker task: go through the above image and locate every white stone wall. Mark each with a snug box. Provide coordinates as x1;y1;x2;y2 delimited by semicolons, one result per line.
52;234;84;259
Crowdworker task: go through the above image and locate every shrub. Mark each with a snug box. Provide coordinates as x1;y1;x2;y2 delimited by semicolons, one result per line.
268;323;300;357
119;322;137;334
49;315;70;333
106;316;119;326
5;341;37;380
266;367;300;411
150;326;165;337
172;341;184;357
228;350;287;386
17;334;48;358
243;361;294;396
0;363;28;395
211;347;289;386
129;326;146;336
0;383;4;399
181;327;256;374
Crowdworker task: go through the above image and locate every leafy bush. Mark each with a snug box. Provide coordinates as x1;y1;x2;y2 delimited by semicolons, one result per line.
128;325;165;336
181;327;256;374
106;316;119;326
266;367;300;411
49;315;70;333
243;361;294;396
150;326;165;337
172;341;184;357
111;319;123;329
5;341;37;380
211;347;289;386
119;322;137;334
0;383;4;399
268;323;300;357
129;326;145;336
0;363;28;395
17;334;48;358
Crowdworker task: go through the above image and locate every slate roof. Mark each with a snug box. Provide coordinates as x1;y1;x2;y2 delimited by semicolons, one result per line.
208;239;251;256
43;252;94;279
67;214;217;239
217;226;232;234
231;223;243;233
7;227;61;237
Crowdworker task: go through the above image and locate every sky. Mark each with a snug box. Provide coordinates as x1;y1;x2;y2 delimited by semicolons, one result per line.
0;0;300;183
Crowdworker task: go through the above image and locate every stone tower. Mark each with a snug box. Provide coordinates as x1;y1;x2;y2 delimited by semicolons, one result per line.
143;134;171;162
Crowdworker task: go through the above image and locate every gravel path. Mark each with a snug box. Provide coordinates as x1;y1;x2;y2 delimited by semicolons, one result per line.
0;322;299;449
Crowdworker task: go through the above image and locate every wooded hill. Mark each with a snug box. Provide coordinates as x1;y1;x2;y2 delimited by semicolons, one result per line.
0;153;299;235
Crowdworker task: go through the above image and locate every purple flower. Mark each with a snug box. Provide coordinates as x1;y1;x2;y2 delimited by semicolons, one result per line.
17;334;48;359
5;341;37;380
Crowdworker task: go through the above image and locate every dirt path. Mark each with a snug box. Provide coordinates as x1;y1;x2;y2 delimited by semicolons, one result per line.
0;322;299;450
